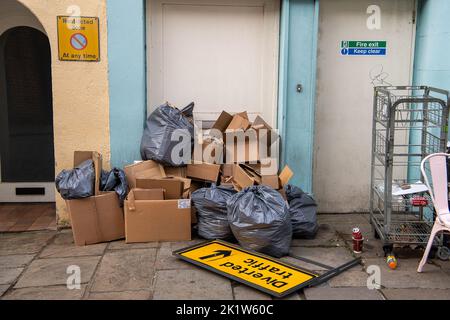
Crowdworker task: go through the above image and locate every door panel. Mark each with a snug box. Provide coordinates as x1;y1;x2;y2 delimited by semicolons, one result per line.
147;0;280;125
313;0;415;212
0;27;55;202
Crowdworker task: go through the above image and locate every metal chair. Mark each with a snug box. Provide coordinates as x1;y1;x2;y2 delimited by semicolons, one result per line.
418;153;450;272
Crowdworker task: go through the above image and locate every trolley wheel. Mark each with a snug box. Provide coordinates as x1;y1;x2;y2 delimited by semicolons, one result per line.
383;244;394;257
437;247;450;261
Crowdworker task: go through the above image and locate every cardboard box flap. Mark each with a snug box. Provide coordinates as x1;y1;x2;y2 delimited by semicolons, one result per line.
66;191;124;246
252;115;272;130
211;111;233;132
237;111;249;120
233;165;255;189
136;178;184;199
164;166;187;178
124;161;166;189
127;188;165;211
187;163;220;182
226;114;251;132
279;165;294;187
73;151;102;196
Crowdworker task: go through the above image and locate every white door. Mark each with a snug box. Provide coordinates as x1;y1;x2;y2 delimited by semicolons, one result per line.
147;0;280;125
313;0;416;213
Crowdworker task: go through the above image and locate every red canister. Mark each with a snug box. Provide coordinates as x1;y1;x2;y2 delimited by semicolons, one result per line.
352;227;364;253
411;197;428;207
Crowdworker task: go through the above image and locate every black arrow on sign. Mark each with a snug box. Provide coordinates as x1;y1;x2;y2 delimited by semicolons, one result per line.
200;250;232;261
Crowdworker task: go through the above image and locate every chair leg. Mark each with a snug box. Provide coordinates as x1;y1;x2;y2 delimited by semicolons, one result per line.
417;223;442;273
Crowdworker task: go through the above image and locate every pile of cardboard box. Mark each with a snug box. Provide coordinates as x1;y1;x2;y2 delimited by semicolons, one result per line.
63;110;293;246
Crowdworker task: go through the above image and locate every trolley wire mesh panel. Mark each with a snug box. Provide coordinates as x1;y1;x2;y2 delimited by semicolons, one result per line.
370;86;449;251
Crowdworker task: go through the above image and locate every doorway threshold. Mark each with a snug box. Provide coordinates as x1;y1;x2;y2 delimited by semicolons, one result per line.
0;203;56;232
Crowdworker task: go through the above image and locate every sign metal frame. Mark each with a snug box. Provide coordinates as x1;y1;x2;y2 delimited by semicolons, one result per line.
173;240;362;298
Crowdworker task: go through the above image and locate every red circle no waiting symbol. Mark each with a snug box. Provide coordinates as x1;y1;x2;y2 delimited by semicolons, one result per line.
70;33;88;50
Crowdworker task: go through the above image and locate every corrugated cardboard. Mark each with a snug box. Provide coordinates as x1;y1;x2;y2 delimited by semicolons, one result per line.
201;138;224;164
164;166;187;178
233;164;255;190
66;151;125;246
225;129;259;163
226;113;251;131
136;178;184;199
259;165;294;190
279;166;294;187
124;160;165;189
212;111;233;132
73;151;102;196
66;192;125;246
125;189;191;243
261;175;280;189
187;163;220;182
221;164;234;177
131;188;165;201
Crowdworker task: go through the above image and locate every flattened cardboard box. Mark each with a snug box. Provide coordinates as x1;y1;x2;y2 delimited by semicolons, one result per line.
66;151;125;246
125;188;191;243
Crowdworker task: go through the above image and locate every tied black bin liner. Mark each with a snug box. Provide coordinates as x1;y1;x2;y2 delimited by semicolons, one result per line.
227;185;292;258
55;159;95;200
192;185;236;240
100;168;128;203
285;185;318;239
140;102;194;166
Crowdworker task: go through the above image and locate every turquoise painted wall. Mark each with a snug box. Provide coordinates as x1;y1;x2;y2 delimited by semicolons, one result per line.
279;0;318;193
413;0;450;92
107;0;147;168
408;0;450;183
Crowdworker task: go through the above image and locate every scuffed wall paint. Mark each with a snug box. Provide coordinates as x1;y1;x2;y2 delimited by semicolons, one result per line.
11;0;111;225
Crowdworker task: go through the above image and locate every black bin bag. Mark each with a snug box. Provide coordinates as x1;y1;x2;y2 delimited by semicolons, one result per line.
285;185;318;239
192;185;236;240
55;159;95;200
100;168;128;204
227;185;292;258
140;102;194;166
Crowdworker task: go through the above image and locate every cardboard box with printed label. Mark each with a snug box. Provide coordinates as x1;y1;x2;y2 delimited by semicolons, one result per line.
124;188;192;243
65;151;125;246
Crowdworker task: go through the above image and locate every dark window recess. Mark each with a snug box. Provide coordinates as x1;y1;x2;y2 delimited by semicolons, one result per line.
16;187;46;196
0;27;55;183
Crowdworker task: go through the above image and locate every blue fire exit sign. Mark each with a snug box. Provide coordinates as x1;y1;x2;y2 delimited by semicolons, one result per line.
341;41;387;56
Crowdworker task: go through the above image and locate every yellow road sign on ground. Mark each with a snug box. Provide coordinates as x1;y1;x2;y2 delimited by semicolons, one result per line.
174;240;319;297
57;16;100;62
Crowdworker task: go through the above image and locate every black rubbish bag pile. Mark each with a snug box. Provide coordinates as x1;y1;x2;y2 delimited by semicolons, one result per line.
227;185;292;258
140;102;194;166
55;159;95;200
56;161;129;204
285;185;318;239
100;168;129;203
192;185;237;240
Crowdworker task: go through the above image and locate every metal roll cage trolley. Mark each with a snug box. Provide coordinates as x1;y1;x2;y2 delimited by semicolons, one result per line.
370;86;450;258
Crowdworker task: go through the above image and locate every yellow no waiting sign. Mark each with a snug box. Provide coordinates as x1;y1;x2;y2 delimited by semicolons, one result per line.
57;16;100;62
174;240;319;297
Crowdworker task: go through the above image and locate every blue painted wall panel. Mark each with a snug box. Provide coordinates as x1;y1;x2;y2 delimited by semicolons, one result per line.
107;0;146;168
279;0;318;193
413;0;450;91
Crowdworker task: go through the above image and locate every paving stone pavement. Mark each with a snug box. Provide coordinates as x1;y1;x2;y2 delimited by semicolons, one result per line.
1;213;449;300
